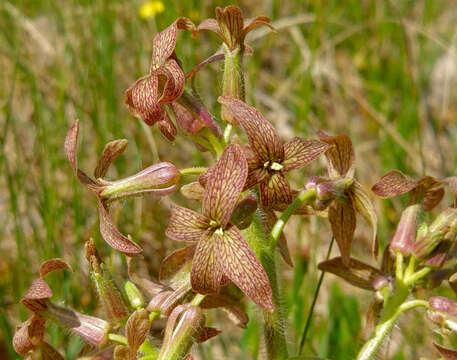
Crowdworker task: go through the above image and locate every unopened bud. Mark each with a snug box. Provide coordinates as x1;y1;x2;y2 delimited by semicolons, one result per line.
230;195;258;229
100;162;180;201
124;281;144;310
42;303;109;345
180;181;205;201
428;296;457;331
391;204;419;255
373;276;393;303
316;181;337;201
147;285;189;316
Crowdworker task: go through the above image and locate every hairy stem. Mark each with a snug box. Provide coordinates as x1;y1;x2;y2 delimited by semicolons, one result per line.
179;167;208;177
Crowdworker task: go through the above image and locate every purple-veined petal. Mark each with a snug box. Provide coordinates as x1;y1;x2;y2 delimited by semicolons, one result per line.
126;309;151;359
318;131;355;178
186;49;224;81
202;144;248;227
157;59;185;103
151;21;179;69
424;187;445;211
215;225;274;311
200;293;248;328
13;315;45;354
98;200;142;256
190;232;223;294
21;278;52;312
243;16;273;38
215;6;244;50
159;245;196;282
157;112;177;141
282;138;330;172
245;168;269;190
371;170;417;198
94;139;128;179
40;259;72;279
435;343;457;360
166;204;209;242
328;201;356;265
196;327;221;343
125;75;164;126
259;173;292;209
218;97;284;162
127;257;164;297
41;342;64;360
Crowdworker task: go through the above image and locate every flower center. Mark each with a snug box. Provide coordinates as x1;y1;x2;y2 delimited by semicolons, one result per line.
209;220;224;235
263;161;283;172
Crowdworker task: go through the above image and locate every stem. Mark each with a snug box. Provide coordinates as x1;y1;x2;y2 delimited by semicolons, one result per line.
269;189;316;251
297;237;335;355
179;167;208;177
190;293;206;306
108;333;128;345
223;123;233;145
404;266;431;286
205;131;224;157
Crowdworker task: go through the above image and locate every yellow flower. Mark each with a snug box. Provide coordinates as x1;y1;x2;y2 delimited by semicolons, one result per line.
139;1;165;19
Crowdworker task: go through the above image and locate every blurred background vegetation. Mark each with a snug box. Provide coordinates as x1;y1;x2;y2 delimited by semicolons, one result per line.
1;0;457;359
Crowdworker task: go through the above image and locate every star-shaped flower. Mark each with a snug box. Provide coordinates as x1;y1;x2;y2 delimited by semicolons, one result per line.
125;18;194;141
165;144;274;311
218;96;330;209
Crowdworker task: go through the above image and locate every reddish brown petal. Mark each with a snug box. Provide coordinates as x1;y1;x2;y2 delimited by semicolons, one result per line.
41;342;64;360
157;113;177;141
126;309;151;359
350;181;378;255
197;18;220;34
318;131;355;178
21;278;52;312
202;144;248;227
215;6;244;50
215;226;274;311
40;259;72;278
435;343;457;360
282;138;330;172
196;327;221;343
13;315;45;354
371;170;417;198
94;139;128;179
127;258;164;297
151;21;179;69
200;294;248;328
159;245;196;282
157;59;185;103
259;173;292;209
125;75;164;126
243;16;274;38
191;232;223;294
166;204;209;242
318;257;382;290
329;201;356;265
98;200;142;256
424;187;445;211
218;97;284;162
183;355;194;360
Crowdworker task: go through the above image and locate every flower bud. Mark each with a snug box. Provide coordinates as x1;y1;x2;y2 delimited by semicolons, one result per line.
229;194;258;229
390;204;419;255
42;302;109;345
124;281;144;310
100;162;180;201
428;296;457;331
147;285;190;316
373;276;393;303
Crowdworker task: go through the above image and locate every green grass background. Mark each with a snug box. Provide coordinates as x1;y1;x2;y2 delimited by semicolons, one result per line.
1;0;457;359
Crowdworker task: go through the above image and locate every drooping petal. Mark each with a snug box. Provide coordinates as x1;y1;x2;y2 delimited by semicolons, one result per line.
350;181;378;256
417;176;444;211
196;327;221;343
151;21;179;69
94;139;128;179
41;342;64;360
190;232;223;294
318;131;355;178
371;170;417;198
215;6;244;50
157;112;177;141
200;293;249;328
218;97;284;162
424;187;445;211
259;173;292;209
215;226;274;311
197;18;220;35
127;257;164;297
186;49;224;81
13;315;45;354
157;59;185;103
40;259;72;279
282;138;330;172
202;144;248;227
166;204;210;242
435;343;457;360
126;309;151;359
328;201;356;265
98;200;142;256
318;257;382;290
159;245;196;282
242;16;274;39
125;75;164;126
21;278;52;312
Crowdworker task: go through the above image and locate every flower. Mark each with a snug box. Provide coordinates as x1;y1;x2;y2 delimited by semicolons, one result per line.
125;18;195;140
218;96;330;210
165;144;274;311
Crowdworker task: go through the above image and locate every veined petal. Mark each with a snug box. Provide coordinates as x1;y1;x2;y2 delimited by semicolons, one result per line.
259;173;292;209
245;168;269;190
434;343;457;360
159;245;196;282
94;139;128;179
328;200;356;265
202;144;248;227
282;138;330;172
98;200;142;256
157;59;185;103
39;259;71;279
215;226;274;311
218;97;284;163
166;204;209;242
215;6;244;50
200;293;249;328
13;315;45;355
151;21;178;69
41;342;64;360
318;131;355;178
191;232;223;294
125;75;164;126
157;112;177;141
371;170;417;198
21;278;52;312
197;18;220;34
243;16;273;37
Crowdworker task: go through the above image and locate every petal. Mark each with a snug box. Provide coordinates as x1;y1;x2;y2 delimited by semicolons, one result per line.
218;96;284;162
215;6;244;49
13;315;45;354
98;200;142;256
203;144;248;227
126;309;151;358
40;259;72;279
215;226;274;311
166;204;209;242
318;257;382;290
245;168;269;190
371;170;417;198
159;245;196;282
127;257;164;297
191;232;223;294
125;75;164;126
243;16;274;37
434;344;457;360
157;112;177;141
151;21;179;69
424;187;445;211
94;139;128;179
282;138;330;172
196;327;221;343
157;59;185;103
21;278;52;312
328;201;356;265
259;173;292;209
41;342;64;360
318;131;355;178
186;49;224;81
197;18;220;33
200;293;248;328
350;181;378;257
